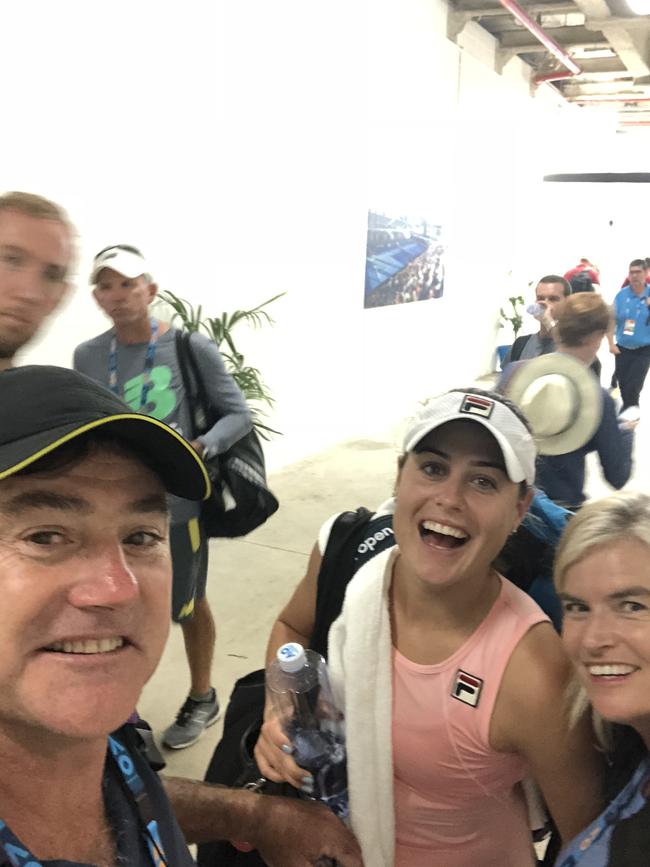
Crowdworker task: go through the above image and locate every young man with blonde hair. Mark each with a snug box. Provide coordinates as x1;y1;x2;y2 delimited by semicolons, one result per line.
0;191;74;367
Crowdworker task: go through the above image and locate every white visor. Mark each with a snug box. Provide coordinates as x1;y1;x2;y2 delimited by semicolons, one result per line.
91;247;150;283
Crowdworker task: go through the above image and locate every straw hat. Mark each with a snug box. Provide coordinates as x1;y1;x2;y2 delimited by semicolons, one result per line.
506;353;602;455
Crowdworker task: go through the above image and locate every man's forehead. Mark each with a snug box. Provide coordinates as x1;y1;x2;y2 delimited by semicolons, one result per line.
536;283;562;296
0;209;71;266
96;267;144;283
0;449;166;499
0;473;168;515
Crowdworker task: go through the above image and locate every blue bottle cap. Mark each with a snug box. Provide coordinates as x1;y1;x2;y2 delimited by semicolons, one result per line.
277;642;306;673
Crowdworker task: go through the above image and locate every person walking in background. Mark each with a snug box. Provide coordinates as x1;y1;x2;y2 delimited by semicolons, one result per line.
504;294;634;512
504;275;571;365
564;258;600;290
618;256;650;289
608;258;650;414
74;244;252;749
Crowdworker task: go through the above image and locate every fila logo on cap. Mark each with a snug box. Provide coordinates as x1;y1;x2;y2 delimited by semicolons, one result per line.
451;669;483;708
459;393;494;419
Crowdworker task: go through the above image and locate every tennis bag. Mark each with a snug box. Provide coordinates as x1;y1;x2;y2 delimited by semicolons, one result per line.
197;504;562;866
196;508;392;867
175;330;279;538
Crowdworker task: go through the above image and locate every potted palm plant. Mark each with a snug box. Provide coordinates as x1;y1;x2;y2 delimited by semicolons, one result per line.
157;290;285;438
497;294;525;370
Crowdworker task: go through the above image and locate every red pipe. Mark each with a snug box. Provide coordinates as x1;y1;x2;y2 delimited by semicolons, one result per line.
534;71;578;84
498;0;581;74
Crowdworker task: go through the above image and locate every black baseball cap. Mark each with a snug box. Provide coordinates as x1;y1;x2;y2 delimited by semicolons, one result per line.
0;366;210;500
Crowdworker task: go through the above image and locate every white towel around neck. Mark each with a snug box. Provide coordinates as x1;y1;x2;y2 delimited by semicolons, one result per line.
328;545;398;867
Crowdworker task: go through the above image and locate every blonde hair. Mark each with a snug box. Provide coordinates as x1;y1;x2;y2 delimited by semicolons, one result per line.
554;293;611;348
0;191;72;231
555;491;650;747
0;191;76;276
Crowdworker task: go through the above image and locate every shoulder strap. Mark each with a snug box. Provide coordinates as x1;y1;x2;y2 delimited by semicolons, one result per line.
509;334;529;362
310;508;395;658
174;329;211;436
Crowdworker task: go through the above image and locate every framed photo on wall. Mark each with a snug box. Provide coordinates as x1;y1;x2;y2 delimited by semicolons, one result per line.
364;211;445;309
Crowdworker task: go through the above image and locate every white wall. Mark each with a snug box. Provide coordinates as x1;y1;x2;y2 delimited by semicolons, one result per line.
1;0;585;469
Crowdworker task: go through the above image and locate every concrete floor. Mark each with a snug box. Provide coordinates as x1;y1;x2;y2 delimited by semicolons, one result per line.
139;385;648;785
139;431;398;782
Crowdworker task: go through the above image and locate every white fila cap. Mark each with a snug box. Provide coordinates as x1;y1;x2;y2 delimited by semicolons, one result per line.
90;246;151;283
402;389;537;485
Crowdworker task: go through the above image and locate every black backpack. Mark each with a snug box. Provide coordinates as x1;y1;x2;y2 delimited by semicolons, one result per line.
196;508;392;867
197;508;560;866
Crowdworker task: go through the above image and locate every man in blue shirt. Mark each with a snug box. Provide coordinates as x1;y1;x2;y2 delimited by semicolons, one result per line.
609;258;650;411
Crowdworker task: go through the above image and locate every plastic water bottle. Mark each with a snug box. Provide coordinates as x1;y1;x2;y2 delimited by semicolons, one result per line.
526;302;545;317
266;642;349;819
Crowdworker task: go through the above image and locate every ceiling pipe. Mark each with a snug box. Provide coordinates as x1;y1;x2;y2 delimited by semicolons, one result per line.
497;0;582;74
574;96;650;103
534;71;579;84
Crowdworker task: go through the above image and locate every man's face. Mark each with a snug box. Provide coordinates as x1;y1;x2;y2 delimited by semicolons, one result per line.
93;268;157;327
0;210;71;359
535;281;566;319
628;264;646;292
0;448;171;742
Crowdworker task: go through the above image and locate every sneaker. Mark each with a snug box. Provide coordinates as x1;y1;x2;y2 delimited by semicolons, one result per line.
162;689;220;749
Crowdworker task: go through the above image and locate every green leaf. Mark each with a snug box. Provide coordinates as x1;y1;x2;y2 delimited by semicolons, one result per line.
157;289;284;435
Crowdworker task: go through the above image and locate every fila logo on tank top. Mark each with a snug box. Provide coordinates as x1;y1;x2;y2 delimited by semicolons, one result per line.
452;669;484;707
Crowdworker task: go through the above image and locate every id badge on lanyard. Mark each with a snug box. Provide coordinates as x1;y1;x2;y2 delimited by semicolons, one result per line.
0;735;168;867
109;319;159;411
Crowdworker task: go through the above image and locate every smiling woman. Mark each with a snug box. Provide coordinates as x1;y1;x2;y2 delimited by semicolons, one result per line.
554;491;650;866
251;388;605;867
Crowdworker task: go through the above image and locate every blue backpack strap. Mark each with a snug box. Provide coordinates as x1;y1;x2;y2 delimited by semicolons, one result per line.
310;509;396;658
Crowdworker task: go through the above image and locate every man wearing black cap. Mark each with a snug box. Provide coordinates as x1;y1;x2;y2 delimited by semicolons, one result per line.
74;244;252;749
0;366;362;867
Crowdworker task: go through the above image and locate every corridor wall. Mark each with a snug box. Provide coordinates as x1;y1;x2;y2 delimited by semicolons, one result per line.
1;0;576;468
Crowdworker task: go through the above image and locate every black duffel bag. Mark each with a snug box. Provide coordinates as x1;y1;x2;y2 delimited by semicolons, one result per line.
175;330;279;538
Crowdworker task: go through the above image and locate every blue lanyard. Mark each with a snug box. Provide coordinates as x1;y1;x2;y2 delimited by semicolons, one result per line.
109;318;159;411
0;735;168;867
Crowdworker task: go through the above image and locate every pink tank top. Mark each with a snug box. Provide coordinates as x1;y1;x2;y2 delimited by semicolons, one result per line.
392;577;548;867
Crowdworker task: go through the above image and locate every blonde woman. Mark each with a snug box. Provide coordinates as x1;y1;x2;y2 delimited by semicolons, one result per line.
555;491;650;866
